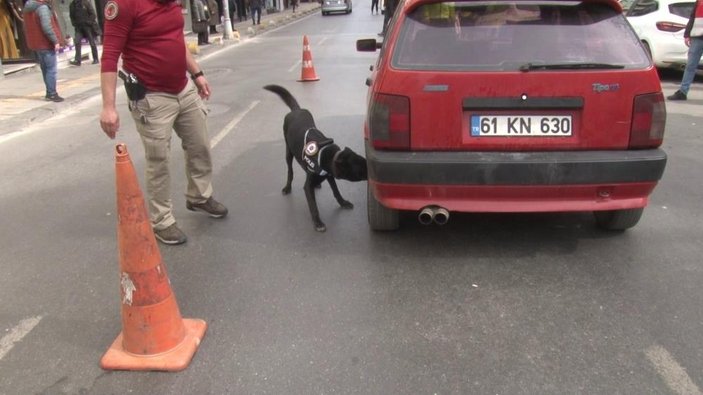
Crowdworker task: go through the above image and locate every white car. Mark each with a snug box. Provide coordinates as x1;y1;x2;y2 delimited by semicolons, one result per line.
321;0;352;15
626;0;703;70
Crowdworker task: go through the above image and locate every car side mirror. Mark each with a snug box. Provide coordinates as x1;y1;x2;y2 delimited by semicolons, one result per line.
357;39;380;52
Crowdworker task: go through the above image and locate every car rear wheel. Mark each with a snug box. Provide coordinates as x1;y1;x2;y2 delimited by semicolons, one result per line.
367;184;399;231
593;208;644;231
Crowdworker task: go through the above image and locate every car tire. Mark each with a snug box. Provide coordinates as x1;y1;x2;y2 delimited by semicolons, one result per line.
367;184;399;231
593;208;644;231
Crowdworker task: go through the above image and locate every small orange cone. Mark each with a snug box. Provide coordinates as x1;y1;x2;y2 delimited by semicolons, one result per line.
298;35;320;82
100;144;207;371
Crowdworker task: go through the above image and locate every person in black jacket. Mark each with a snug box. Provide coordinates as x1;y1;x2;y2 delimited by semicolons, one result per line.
668;0;703;100
68;0;100;66
378;0;396;36
236;0;247;22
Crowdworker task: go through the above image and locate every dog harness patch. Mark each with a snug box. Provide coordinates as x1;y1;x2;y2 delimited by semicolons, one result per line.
303;129;333;176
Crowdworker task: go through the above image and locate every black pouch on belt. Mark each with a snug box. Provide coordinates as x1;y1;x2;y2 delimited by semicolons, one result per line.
118;70;147;101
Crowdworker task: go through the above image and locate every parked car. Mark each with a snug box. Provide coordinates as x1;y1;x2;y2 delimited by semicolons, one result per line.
620;0;637;12
357;0;667;231
322;0;352;15
626;0;703;71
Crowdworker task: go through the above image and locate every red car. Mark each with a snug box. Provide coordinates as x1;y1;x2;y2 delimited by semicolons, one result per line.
357;0;667;231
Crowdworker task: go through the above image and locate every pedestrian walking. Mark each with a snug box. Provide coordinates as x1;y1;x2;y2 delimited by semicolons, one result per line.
68;0;100;66
379;0;396;36
191;0;210;45
227;0;236;28
99;0;228;245
250;0;262;25
22;0;65;102
291;0;298;13
371;0;378;14
669;0;703;101
237;0;247;22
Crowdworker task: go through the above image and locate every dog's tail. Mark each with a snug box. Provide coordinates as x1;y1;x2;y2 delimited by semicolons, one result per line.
263;85;301;111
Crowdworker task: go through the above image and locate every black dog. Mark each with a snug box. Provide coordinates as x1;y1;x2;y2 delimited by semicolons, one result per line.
264;84;368;232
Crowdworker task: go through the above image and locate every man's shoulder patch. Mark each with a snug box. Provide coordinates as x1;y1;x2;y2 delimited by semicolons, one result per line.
104;1;118;20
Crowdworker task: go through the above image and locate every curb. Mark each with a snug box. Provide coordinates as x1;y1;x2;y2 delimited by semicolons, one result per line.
13;89;102;132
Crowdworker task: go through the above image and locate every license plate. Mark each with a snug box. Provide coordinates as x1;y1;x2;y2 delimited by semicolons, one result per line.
470;115;573;137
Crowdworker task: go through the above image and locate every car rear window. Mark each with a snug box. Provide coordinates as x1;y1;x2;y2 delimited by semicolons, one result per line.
391;1;650;71
669;2;694;18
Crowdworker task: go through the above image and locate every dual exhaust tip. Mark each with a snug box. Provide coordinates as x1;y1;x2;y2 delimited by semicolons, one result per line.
418;206;450;226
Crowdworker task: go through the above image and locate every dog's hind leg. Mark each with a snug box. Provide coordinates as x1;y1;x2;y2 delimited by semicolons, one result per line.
282;149;294;195
304;176;326;232
327;177;353;209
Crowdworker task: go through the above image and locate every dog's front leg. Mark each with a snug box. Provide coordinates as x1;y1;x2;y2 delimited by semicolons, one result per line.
282;149;294;195
327;177;353;209
304;176;326;232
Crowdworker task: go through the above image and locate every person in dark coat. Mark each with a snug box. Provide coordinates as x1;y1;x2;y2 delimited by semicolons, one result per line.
236;0;247;21
68;0;100;65
191;0;210;45
207;0;219;33
227;0;236;27
379;0;396;35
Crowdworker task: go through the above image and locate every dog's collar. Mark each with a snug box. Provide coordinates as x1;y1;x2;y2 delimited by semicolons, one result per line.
331;149;342;179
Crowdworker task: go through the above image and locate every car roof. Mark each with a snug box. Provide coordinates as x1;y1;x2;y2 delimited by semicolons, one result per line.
399;0;623;14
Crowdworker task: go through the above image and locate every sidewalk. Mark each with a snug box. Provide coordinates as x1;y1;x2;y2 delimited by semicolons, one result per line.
0;2;320;136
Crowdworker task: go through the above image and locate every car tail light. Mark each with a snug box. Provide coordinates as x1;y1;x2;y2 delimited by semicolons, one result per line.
656;21;686;32
368;93;410;150
629;93;666;148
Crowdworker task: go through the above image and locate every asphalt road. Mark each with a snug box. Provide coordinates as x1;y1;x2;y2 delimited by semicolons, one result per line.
1;5;703;395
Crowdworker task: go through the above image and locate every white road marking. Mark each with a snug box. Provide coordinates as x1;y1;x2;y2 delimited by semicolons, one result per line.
288;60;302;73
210;100;260;149
317;37;328;46
0;316;43;360
645;344;702;395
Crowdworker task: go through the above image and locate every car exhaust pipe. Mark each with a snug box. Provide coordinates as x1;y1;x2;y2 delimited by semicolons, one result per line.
433;207;450;225
418;207;435;225
418;206;450;225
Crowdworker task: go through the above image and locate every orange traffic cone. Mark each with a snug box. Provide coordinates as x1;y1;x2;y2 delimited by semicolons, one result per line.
100;144;207;371
298;35;320;82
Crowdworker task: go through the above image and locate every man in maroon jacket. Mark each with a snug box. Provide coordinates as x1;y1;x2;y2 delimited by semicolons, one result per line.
99;0;228;245
23;0;65;102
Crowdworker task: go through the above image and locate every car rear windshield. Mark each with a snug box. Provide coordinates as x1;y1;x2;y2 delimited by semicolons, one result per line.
670;2;694;18
391;1;650;71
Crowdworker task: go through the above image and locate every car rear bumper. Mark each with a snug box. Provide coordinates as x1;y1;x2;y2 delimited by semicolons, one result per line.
322;5;349;12
366;144;667;212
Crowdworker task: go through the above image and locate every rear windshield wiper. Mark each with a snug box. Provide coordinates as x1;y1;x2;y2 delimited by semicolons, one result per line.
519;62;625;71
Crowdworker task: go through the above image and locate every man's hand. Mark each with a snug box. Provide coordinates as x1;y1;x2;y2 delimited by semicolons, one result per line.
194;76;211;99
100;72;119;139
686;37;691;47
100;107;120;139
54;43;60;52
184;45;211;99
